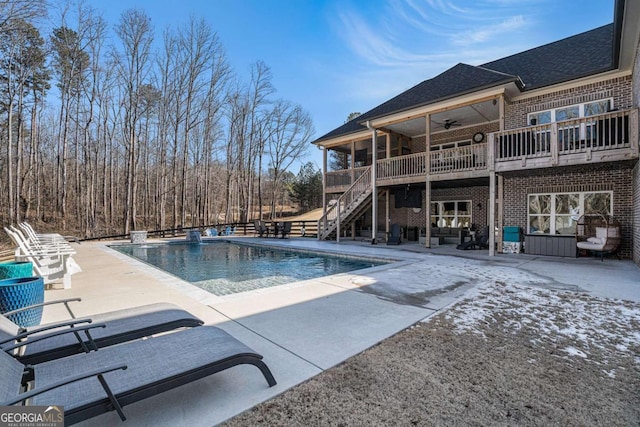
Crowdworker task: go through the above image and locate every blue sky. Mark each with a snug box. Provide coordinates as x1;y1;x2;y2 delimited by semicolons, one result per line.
83;0;615;169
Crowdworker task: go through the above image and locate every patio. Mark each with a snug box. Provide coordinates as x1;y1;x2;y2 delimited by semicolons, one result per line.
37;237;640;426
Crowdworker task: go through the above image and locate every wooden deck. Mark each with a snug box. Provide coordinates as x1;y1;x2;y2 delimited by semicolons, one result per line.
325;109;638;192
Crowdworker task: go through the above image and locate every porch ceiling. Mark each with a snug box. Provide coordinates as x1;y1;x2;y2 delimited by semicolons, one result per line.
385;98;500;137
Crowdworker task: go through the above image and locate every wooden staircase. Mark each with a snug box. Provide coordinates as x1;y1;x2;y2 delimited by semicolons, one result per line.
318;167;374;240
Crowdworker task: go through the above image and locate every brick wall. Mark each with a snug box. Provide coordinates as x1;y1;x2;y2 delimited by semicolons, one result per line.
386;185;489;229
502;161;635;259
505;76;633;129
633;39;640;266
634;163;640;265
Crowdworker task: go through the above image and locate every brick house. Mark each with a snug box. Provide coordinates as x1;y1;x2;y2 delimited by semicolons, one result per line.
313;0;640;265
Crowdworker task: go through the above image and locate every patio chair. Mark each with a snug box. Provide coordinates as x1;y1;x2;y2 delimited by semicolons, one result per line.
270;222;280;238
280;221;292;239
4;227;80;289
1;300;204;364
1;326;276;425
19;222;77;245
204;228;218;237
386;223;401;245
576;214;621;261
10;225;75;256
254;220;268;237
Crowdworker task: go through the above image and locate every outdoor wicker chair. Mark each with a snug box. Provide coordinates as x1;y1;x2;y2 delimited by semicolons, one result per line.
576;214;621;260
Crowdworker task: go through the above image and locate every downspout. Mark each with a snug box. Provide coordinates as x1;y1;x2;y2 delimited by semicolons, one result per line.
366;121;378;244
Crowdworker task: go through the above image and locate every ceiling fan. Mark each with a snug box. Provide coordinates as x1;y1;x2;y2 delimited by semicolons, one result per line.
442;119;460;130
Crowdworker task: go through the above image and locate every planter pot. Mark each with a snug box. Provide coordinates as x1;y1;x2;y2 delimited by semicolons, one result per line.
0;260;33;280
0;276;45;327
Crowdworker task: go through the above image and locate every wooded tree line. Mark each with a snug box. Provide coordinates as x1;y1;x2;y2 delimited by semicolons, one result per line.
0;1;320;238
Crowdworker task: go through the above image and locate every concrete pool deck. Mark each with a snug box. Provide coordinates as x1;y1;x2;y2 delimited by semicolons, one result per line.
39;237;640;426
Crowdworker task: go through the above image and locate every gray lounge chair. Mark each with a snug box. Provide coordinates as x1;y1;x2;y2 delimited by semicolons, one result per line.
1;326;276;425
1;299;203;364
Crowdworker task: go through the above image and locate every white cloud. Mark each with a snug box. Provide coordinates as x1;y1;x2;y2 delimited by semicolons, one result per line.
326;2;536;106
451;15;528;46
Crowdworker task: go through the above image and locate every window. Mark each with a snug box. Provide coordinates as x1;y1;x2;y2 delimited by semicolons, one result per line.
528;191;612;235
528;99;613;148
528;99;612;125
431;201;471;228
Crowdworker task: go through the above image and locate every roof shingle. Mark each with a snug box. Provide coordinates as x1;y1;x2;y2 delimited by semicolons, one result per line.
315;24;614;144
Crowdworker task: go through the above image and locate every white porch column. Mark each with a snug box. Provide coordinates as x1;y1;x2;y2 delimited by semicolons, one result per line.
350;141;355;183
497;174;504;253
319;146;327;241
424;114;432;248
489;171;496;256
367;121;378;244
385;189;390;240
425;177;431;248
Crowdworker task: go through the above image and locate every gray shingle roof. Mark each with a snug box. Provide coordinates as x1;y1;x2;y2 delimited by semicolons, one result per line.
482;24;613;90
315;24;614;144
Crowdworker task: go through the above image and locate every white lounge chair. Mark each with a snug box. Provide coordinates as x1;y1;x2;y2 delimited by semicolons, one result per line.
13;225;75;255
4;227;80;289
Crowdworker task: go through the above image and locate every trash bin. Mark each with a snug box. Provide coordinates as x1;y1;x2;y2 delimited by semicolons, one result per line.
0;260;33;280
0;276;45;327
407;227;418;241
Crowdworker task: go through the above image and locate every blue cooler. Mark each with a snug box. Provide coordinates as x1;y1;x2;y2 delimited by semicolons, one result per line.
503;226;522;242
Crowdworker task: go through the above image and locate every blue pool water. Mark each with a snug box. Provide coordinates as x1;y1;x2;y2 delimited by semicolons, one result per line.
112;241;385;296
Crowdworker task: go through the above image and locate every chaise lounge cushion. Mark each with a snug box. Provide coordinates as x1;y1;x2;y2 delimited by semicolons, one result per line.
2;302;204;364
27;326;276;424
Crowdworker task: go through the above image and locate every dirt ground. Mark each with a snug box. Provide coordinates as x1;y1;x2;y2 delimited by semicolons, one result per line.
221;282;640;426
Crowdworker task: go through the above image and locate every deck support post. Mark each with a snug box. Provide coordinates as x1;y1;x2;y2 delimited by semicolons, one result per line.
367;121;378;244
497;174;504;253
489;171;496;256
319;147;327;241
425;113;432;248
425;176;431;248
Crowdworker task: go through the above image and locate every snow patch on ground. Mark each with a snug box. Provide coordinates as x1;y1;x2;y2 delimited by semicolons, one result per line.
445;281;640;366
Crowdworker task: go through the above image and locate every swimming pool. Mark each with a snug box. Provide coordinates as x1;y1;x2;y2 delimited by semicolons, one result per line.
112;241;386;296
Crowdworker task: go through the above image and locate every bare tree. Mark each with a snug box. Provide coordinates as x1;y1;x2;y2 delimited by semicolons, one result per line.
50;22;89;227
0;3;317;238
265;100;314;218
0;0;46;36
113;8;153;234
0;19;48;222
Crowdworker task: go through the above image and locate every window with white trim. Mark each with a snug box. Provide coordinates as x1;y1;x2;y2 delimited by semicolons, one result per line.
527;99;613;125
431;201;471;228
528;191;612;235
528;99;614;147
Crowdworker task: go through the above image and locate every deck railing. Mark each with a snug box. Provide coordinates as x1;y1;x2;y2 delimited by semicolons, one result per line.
377;152;426;180
318;166;372;239
325;166;368;188
430;143;487;174
495;109;636;164
323;109;638;191
325;146;487;190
